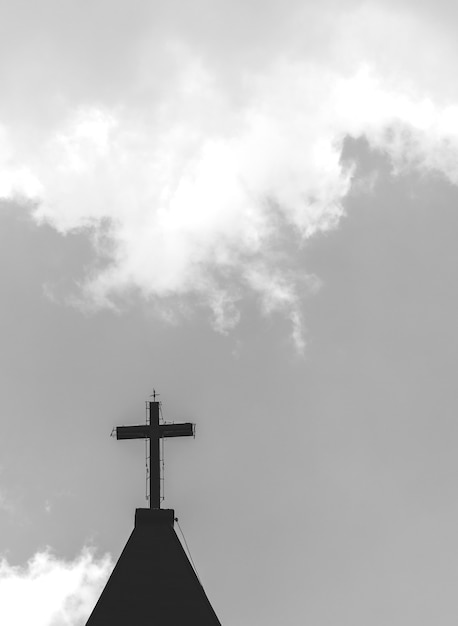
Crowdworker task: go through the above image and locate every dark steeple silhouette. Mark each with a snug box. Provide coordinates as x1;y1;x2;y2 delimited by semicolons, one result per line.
86;400;222;625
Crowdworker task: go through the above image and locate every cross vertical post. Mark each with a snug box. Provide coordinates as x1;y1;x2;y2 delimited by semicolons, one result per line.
149;401;160;509
115;399;195;510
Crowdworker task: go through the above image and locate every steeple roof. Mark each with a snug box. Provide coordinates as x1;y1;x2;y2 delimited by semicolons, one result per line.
86;508;221;625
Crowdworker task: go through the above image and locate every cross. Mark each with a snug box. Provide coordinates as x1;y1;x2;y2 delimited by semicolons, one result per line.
116;401;194;509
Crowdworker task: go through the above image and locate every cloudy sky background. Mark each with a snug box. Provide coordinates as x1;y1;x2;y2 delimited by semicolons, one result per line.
2;0;458;623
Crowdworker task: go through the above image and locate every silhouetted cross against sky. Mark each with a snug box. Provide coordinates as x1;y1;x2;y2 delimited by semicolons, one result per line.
116;401;194;509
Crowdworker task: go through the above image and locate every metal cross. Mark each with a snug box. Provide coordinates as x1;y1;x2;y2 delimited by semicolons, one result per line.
116;401;194;509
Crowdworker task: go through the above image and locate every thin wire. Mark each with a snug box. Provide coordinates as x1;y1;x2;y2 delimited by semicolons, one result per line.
145;401;149;503
175;518;202;585
159;402;165;503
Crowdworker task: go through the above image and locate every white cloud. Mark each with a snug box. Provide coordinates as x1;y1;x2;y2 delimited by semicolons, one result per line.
0;548;112;626
2;1;458;349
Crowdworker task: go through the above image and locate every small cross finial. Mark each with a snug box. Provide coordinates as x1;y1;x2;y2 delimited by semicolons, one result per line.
150;389;160;402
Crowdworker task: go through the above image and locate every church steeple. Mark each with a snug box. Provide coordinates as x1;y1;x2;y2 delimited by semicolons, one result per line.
85;398;221;625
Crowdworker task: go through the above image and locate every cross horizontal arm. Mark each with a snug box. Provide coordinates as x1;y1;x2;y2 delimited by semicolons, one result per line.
116;425;150;440
116;423;194;440
158;423;194;438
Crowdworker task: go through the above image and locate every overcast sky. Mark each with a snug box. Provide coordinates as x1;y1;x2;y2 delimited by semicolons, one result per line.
2;1;458;624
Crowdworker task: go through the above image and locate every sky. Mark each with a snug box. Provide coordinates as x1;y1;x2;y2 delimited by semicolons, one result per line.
2;0;458;624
